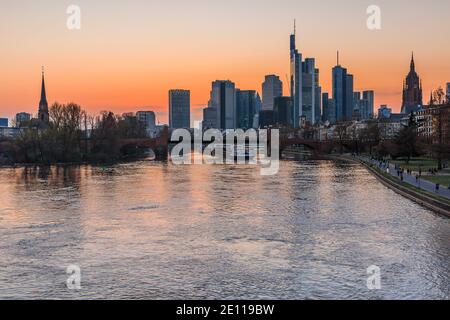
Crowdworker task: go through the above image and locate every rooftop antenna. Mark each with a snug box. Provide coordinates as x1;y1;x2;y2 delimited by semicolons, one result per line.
337;51;340;66
294;19;296;36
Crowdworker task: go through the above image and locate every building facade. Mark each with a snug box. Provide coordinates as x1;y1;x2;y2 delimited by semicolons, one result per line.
332;63;353;122
274;97;294;128
15;112;31;128
362;90;375;120
290;27;303;128
322;92;336;124
169;89;191;129
209;80;237;130
401;53;423;114
136;111;156;137
262;75;282;112
236;90;260;129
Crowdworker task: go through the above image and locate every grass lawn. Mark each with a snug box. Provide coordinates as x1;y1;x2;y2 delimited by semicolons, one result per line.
421;175;450;187
391;158;439;171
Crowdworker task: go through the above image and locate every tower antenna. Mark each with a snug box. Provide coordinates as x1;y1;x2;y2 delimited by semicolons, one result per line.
337;51;340;66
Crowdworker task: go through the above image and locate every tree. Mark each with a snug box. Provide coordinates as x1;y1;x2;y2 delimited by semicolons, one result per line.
394;114;421;163
430;87;446;105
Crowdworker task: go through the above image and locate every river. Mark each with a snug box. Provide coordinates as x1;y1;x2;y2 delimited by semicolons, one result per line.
0;160;448;299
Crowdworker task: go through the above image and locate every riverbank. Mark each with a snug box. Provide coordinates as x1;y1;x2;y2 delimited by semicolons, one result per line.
328;154;450;218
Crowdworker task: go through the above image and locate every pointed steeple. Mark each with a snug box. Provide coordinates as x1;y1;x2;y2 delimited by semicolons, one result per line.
38;67;49;123
410;52;415;71
40;67;47;105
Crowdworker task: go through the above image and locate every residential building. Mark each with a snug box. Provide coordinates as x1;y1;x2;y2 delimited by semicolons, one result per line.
0;118;8;127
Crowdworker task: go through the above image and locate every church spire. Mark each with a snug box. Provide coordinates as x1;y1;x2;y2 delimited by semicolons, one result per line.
40;66;47;105
410;52;415;71
38;66;49;123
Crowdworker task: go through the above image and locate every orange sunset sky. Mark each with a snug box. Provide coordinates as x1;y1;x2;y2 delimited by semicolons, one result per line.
1;0;449;125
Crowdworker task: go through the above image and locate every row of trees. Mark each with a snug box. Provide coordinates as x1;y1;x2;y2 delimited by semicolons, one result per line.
336;100;450;168
11;103;148;164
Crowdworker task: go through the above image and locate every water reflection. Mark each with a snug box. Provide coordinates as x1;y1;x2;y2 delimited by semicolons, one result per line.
0;160;448;299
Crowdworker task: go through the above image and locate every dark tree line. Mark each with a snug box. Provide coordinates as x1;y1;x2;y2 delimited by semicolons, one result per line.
10;103;147;164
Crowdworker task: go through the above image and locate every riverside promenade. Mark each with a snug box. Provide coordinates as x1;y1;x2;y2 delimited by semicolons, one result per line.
345;155;450;217
363;156;450;200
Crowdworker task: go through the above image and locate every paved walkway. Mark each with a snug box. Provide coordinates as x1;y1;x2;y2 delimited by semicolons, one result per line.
360;156;450;200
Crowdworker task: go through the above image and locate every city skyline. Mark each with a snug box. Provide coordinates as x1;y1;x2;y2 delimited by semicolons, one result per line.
1;0;450;124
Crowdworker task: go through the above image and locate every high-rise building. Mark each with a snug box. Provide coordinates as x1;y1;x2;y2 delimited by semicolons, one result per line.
236;90;259;129
332;55;354;122
274;97;294;127
136;111;156;137
302;59;321;124
38;68;49;123
169;89;190;129
15;112;31;127
262;75;283;112
209;80;237;129
353;92;362;120
290;25;321;126
362;90;375;119
322;92;336;124
202;105;217;130
314;69;322;124
401;53;423;114
290;24;303;128
259;110;274;128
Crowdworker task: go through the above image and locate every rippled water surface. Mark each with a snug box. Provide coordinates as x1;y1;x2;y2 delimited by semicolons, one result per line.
0;160;449;299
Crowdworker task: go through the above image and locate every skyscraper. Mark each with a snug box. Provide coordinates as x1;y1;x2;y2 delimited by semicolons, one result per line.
332;54;354;122
210;80;237;129
38;67;49;123
314;69;322;124
274;97;294;127
302;59;321;124
362;90;375;119
401;53;423;114
290;23;302;128
236;90;259;129
262;75;283;111
290;24;321;126
353;92;362;120
169;89;190;129
322;92;336;124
